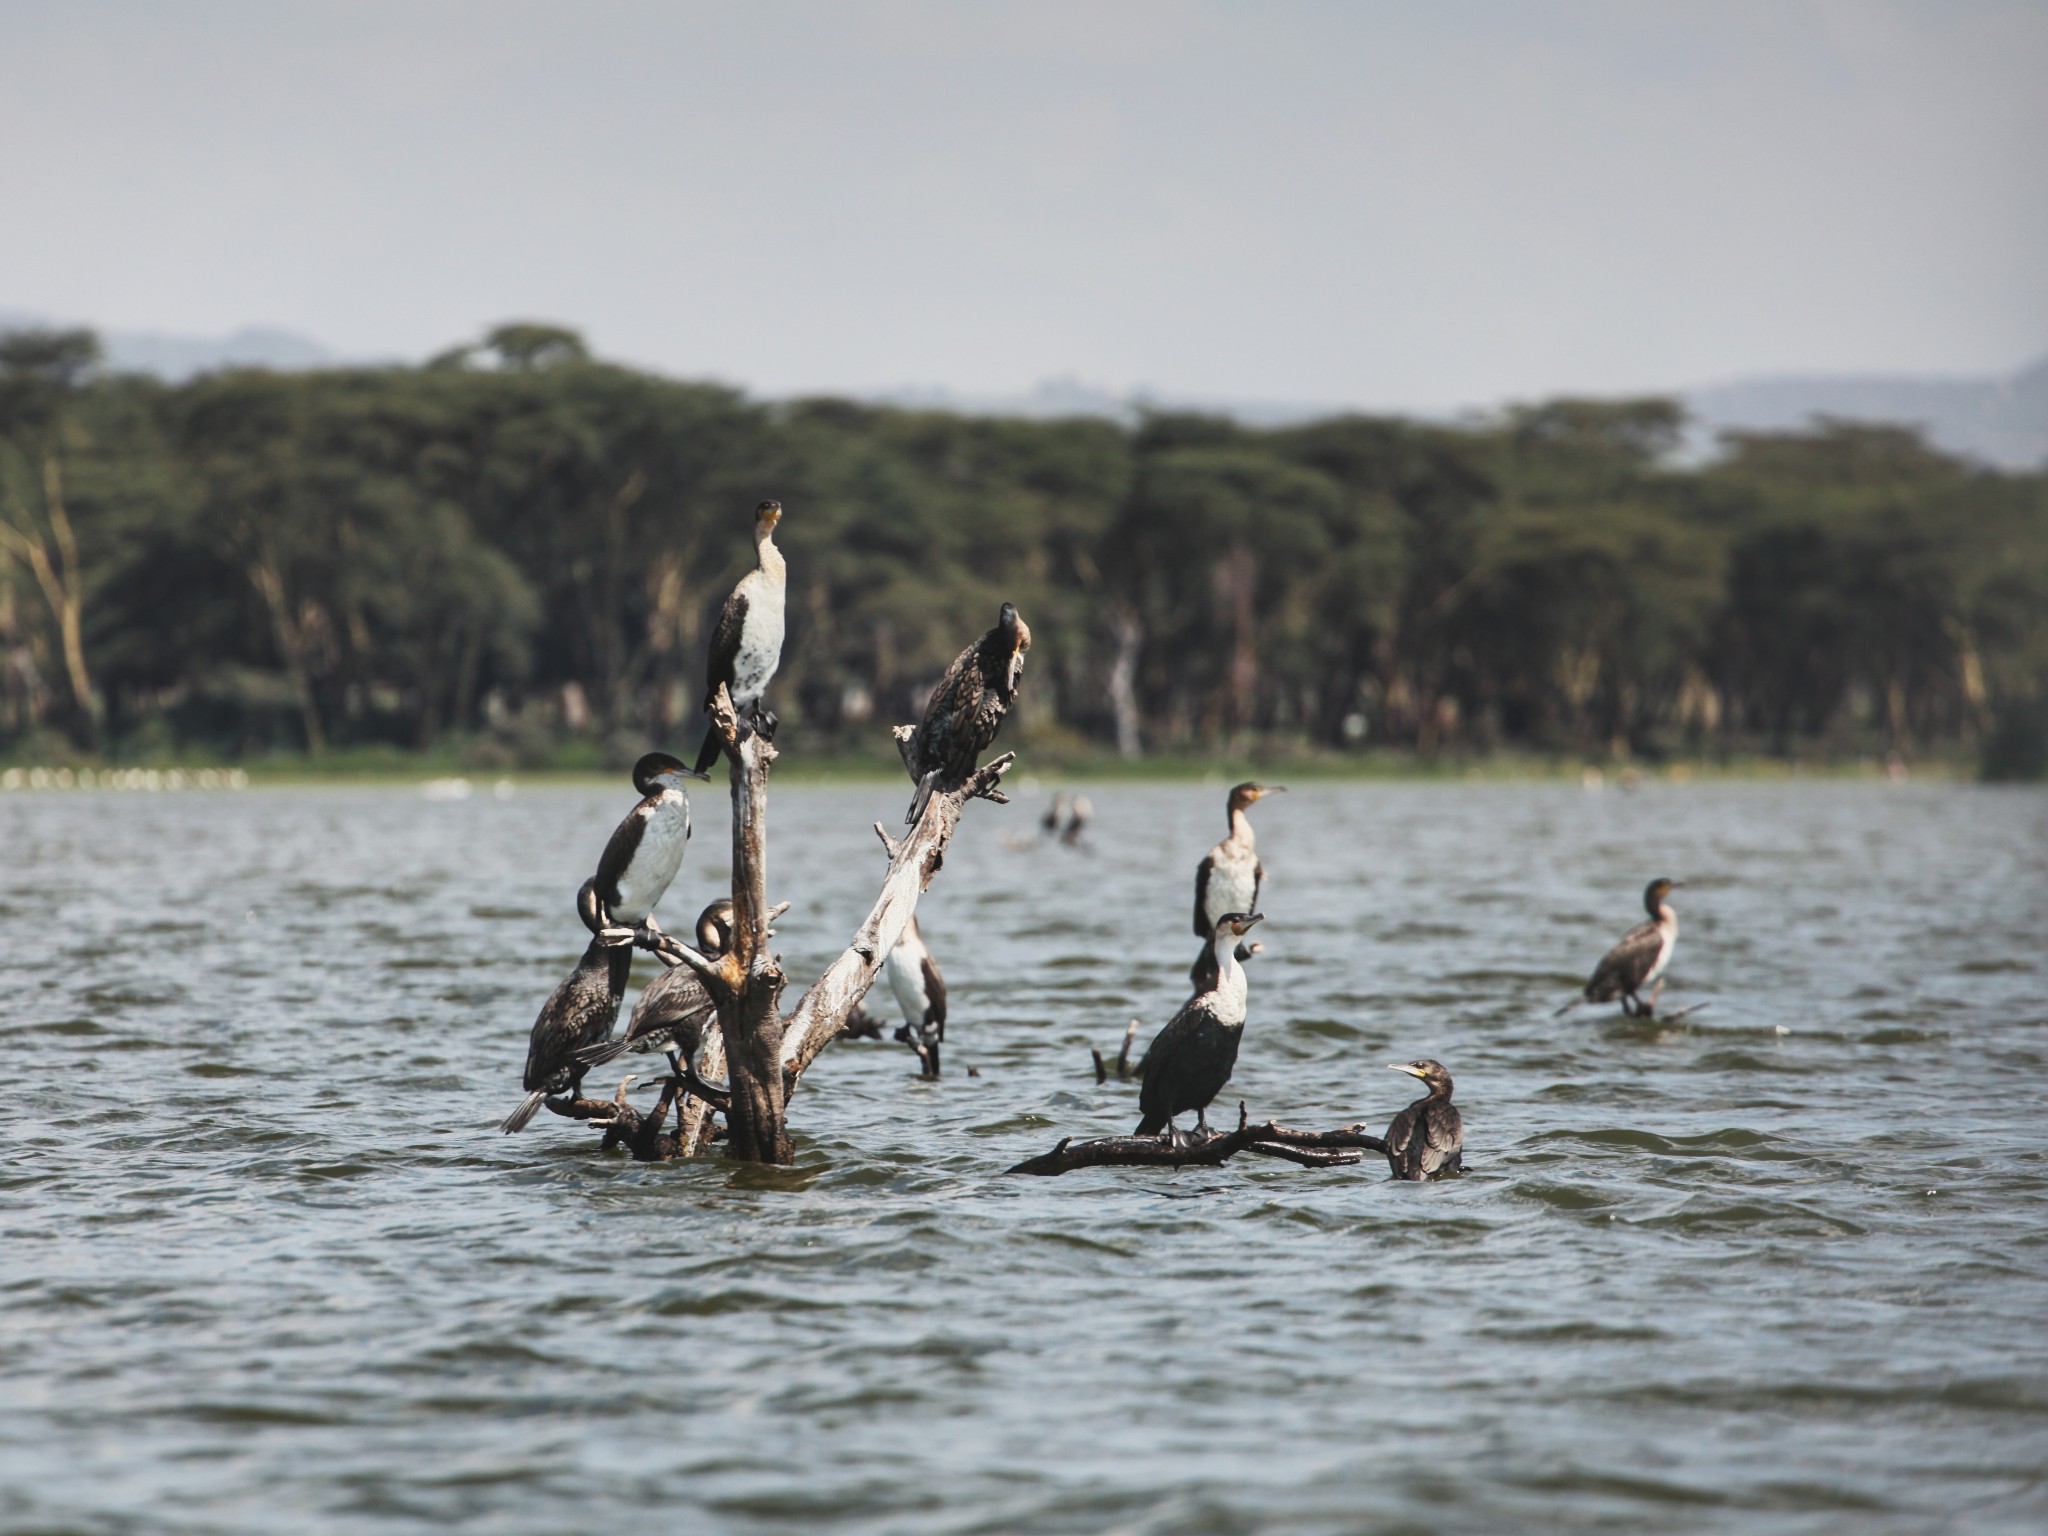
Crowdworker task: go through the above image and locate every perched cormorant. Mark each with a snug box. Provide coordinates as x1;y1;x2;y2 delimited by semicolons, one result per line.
1135;911;1264;1141
1189;782;1284;985
575;898;734;1075
576;752;707;943
901;602;1031;826
884;915;947;1077
1382;1058;1463;1180
1559;878;1684;1017
692;500;787;774
499;939;633;1132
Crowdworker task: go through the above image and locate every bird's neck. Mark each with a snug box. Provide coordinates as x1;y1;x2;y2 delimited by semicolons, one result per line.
1209;933;1248;1022
1657;904;1679;935
755;532;785;584
1227;806;1254;847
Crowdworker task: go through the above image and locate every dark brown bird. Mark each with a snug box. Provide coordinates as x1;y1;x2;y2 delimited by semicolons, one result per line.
1558;878;1684;1018
900;602;1031;825
500;939;633;1133
575;751;706;942
1382;1058;1463;1180
575;899;734;1075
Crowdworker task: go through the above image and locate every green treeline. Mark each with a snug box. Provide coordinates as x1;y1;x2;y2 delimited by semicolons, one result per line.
3;323;2045;776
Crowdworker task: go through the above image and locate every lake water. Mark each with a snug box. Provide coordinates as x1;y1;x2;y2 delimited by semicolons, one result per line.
2;777;2045;1534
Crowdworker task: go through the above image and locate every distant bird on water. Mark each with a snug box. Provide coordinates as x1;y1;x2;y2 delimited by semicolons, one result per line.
900;602;1031;826
1190;781;1284;986
1381;1058;1463;1180
1557;878;1684;1018
1135;911;1265;1143
575;752;707;943
692;500;787;775
500;939;633;1133
575;898;733;1078
884;915;948;1077
1060;794;1092;846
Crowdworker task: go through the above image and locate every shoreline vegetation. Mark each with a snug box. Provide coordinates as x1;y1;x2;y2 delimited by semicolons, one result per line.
4;321;2044;784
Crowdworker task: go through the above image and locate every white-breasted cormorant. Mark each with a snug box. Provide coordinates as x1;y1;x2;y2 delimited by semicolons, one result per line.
1135;911;1264;1141
1382;1058;1463;1180
692;500;787;774
901;602;1031;826
576;751;707;943
1559;878;1684;1017
499;938;633;1132
576;898;734;1075
884;914;948;1077
1189;782;1284;985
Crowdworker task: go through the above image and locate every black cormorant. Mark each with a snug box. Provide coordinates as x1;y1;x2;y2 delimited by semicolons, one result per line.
499;939;633;1132
1060;794;1092;846
1559;878;1684;1017
1382;1058;1463;1180
692;500;787;774
576;898;734;1075
901;602;1031;825
1189;782;1284;985
575;751;706;943
1135;911;1264;1142
884;914;947;1076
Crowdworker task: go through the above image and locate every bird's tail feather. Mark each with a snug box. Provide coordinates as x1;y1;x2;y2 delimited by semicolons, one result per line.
1135;1112;1165;1137
499;1091;546;1134
574;1035;632;1068
905;771;937;827
692;724;722;776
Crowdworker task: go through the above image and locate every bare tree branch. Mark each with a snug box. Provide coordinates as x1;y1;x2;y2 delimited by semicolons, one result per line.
1006;1105;1388;1176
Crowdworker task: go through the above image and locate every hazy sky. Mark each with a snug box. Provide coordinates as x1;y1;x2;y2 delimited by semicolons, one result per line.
4;0;2045;408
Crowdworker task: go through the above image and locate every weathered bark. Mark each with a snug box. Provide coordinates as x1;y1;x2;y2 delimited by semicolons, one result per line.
1007;1106;1387;1177
779;750;1015;1085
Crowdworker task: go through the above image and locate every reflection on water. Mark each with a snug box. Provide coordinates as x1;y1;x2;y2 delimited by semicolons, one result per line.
2;780;2046;1533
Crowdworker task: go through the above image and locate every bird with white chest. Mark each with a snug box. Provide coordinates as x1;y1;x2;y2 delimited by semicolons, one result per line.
883;915;948;1078
1189;781;1284;988
693;500;787;774
576;752;707;947
1557;877;1685;1018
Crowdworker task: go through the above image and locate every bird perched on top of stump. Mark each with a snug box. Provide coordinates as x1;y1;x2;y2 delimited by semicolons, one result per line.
898;601;1031;826
693;499;787;775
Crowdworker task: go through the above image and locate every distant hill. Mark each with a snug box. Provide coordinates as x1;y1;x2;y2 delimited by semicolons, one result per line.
0;310;338;381
1684;356;2048;470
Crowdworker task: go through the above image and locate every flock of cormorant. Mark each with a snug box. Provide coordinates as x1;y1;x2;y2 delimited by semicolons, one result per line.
497;498;1687;1178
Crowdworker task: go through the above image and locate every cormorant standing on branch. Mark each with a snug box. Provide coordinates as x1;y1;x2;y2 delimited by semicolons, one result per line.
576;752;707;942
692;500;786;774
1557;878;1684;1018
500;939;633;1132
576;899;734;1075
1189;782;1284;985
1136;911;1265;1141
1382;1059;1463;1180
901;602;1031;826
884;915;948;1076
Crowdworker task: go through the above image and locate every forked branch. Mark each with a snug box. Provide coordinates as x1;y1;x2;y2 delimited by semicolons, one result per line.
1006;1104;1388;1177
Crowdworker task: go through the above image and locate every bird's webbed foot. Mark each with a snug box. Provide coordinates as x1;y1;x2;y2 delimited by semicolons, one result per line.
754;706;779;742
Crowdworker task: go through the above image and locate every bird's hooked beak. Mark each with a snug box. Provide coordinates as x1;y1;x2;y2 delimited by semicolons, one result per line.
1229;912;1265;937
756;501;783;533
660;768;712;786
1254;785;1288;801
1386;1062;1428;1079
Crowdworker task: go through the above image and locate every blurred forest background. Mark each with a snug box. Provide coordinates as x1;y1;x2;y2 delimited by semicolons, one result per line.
3;322;2045;778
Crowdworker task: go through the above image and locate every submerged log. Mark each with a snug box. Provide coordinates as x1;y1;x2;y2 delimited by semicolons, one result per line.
1006;1104;1388;1177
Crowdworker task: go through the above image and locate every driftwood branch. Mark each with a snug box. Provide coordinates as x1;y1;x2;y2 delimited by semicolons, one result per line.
779;750;1017;1085
1006;1104;1387;1177
1091;1018;1144;1083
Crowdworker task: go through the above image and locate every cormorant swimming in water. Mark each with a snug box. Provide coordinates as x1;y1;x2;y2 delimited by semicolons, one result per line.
576;752;707;944
884;915;947;1077
1136;911;1264;1142
576;898;733;1076
901;602;1031;825
1558;878;1684;1017
500;938;633;1132
1189;782;1284;986
692;500;787;774
1382;1058;1463;1180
